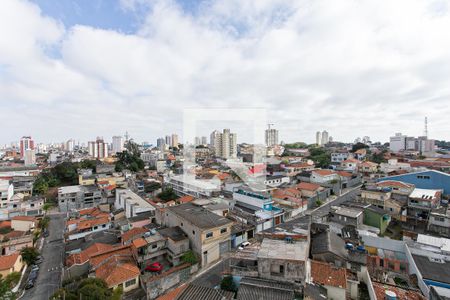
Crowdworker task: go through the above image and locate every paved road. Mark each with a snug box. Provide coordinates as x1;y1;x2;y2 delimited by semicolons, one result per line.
22;213;65;300
191;258;230;289
310;185;362;216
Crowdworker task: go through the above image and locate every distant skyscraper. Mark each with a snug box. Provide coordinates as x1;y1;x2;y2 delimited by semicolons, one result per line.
165;135;172;146
112;136;124;154
88;137;108;159
65;139;75;152
321;130;329;145
211;129;237;159
195;137;201;146
201;136;208;145
210;130;220;148
24;149;36;165
171;134;179;148
316;131;322;146
20;136;35;158
265;128;279;146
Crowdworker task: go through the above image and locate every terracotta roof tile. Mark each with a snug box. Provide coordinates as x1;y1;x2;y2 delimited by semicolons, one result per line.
11;216;36;222
132;238;148;249
0;253;20;271
313;169;336;176
95;256;140;288
121;227;148;243
311;260;347;288
156;284;188;300
178;195;195;204
297;182;321;191
66;243;114;267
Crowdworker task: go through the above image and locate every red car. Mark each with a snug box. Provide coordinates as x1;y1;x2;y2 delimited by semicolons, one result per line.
145;262;162;272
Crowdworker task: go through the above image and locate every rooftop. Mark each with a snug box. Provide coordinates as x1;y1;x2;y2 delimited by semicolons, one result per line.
0;253;20;271
237;277;296;300
158;226;188;242
168;202;233;230
176;284;234;300
412;254;450;284
410;188;441;200
257;238;307;261
331;206;363;218
311;260;347;288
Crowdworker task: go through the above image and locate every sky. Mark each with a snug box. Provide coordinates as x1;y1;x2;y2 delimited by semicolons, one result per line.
1;0;450;146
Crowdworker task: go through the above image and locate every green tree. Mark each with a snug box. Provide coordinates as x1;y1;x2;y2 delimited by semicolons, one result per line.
78;278;112;300
157;188;179;201
33;176;49;195
21;247;39;265
352;142;369;153
181;250;198;264
145;182;161;193
39;216;50;229
220;276;237;292
0;272;21;296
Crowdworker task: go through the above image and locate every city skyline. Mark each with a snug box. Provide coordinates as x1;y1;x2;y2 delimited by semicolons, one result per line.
1;0;450;144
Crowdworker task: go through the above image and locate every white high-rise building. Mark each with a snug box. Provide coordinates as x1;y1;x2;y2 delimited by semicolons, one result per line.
265;129;279;146
321;130;329;145
171;134;179;148
88;138;108;159
65;139;75;152
112;136;124;154
316;131;322;146
210;130;220;148
201;136;208;145
24;149;36;166
211;129;237;159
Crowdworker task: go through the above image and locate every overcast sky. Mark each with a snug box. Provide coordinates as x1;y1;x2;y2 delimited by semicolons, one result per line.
1;0;450;146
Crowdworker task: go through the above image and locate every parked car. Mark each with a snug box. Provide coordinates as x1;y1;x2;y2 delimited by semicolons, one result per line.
145;262;162;272
25;280;34;289
238;241;250;250
29;270;38;281
35;257;43;264
43;230;49;238
31;265;39;272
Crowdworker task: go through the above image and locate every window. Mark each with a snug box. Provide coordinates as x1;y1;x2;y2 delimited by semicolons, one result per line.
434;216;445;222
93;226;98;230
102;224;106;228
181;222;183;227
417;175;431;180
192;230;195;235
152;244;157;249
220;228;227;234
61;200;65;203
125;278;136;287
206;232;213;238
379;259;384;267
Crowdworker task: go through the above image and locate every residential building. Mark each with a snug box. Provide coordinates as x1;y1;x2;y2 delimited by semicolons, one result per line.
265;128;279;147
23;149;36;166
115;189;155;219
211;129;237;159
359;187;392;209
88;137;108;159
58;185;103;212
0;180;13;209
311;229;348;267
331;151;351;164
321;130;329;145
112;136;124;154
164;174;221;198
158;226;190;266
163;202;234;267
390;133;407;152
257;238;309;284
329;206;363;228
0;253;23;278
408;188;442;220
363;205;391;234
171;134;179;148
310;260;347;300
11;216;36;231
358;161;378;174
65;208;112;240
340;158;360;172
19;136;34;158
165;135;172;146
311;169;340;184
427;207;450;238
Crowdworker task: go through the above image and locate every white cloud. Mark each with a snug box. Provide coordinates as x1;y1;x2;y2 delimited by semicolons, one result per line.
1;0;450;145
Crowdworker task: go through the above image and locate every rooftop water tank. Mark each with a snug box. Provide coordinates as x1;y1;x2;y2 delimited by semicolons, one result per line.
385;290;397;300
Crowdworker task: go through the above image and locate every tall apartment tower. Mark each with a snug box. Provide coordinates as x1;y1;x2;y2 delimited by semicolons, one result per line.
316;131;322;146
112;136;124;154
201;136;208;145
88;137;108;159
165;135;172;147
171;134;179;148
210;130;220;148
321;130;329;145
24;149;36;166
265;129;279;146
20;136;35;158
211;129;237;159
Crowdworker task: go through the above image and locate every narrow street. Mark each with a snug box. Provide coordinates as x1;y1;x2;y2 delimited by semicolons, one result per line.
22;213;65;300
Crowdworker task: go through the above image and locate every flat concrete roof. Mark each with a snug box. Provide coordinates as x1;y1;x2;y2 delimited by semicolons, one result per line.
257;238;307;261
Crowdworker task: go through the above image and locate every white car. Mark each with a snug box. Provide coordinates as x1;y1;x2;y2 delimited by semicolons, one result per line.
238;241;250;250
